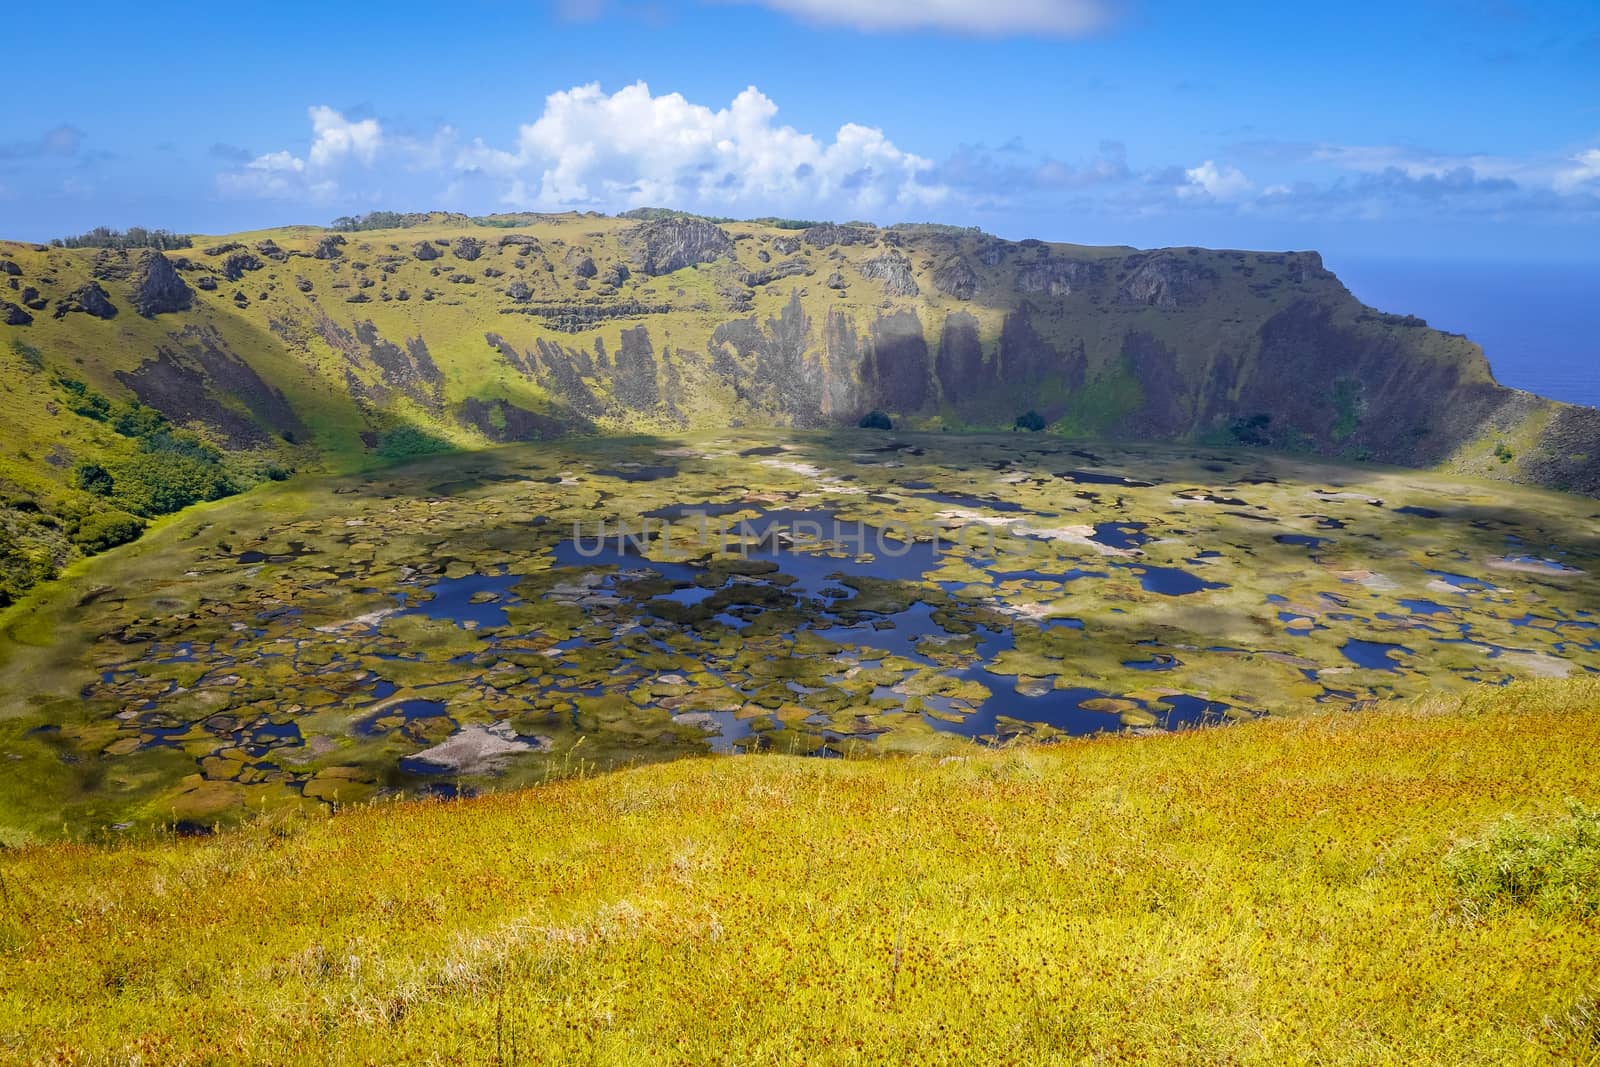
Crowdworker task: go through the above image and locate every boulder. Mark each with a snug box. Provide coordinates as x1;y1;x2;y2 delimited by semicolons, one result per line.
412;241;441;261
132;251;193;317
453;236;484;261
221;252;264;282
0;260;21;277
53;281;117;320
1;301;32;326
566;250;598;278
312;235;346;260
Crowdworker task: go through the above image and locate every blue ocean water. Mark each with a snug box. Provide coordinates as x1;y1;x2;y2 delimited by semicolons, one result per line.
1333;259;1599;410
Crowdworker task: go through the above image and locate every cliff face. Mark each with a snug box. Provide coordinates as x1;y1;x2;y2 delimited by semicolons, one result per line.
1;212;1594;499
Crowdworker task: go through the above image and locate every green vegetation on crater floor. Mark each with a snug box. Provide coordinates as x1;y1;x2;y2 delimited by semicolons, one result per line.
1;430;1594;841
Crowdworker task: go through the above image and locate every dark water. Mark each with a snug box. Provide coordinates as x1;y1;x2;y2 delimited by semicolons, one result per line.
391;506;1241;742
1336;258;1600;410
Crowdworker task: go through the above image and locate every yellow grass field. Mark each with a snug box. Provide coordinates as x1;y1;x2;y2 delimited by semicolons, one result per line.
3;679;1599;1065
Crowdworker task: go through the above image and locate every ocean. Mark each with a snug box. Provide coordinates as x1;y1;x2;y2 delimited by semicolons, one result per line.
1331;258;1599;411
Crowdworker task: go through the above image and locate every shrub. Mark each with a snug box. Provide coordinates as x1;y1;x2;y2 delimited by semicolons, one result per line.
1445;799;1600;918
1014;410;1046;432
113;402;170;440
74;462;114;497
56;377;111;421
1229;412;1273;446
140;429;222;465
109;452;235;516
1495;441;1515;464
72;510;146;553
11;338;43;372
377;426;453;460
858;410;893;430
0;524;55;607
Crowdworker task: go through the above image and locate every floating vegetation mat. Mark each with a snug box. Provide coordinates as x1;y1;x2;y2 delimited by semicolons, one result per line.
2;430;1596;836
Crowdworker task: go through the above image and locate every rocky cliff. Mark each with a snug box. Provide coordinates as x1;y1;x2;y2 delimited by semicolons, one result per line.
1;212;1595;598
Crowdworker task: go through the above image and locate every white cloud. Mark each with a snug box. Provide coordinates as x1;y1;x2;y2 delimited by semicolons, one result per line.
719;0;1115;36
1554;148;1600;192
306;106;382;169
458;81;945;215
1179;160;1252;202
1308;143;1527;183
218;106;382;200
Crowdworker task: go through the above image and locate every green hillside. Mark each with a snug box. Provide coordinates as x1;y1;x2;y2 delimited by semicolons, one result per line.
3;211;1595;606
2;680;1597;1064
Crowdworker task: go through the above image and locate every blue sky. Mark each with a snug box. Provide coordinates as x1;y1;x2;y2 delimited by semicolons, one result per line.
3;0;1598;260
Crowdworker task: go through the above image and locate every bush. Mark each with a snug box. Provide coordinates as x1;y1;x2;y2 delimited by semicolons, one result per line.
75;462;114;497
140;429;222;465
113;402;170;439
377;426;453;460
0;524;55;608
1445;799;1600;917
858;410;893;430
1014;410;1046;432
109;452;236;516
56;377;111;421
11;338;43;372
1495;441;1515;464
1229;412;1273;446
72;510;146;553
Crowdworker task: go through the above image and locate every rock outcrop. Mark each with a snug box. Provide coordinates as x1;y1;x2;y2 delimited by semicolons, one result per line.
1118;251;1217;308
860;252;919;297
221;252;263;282
803;223;876;248
53;282;117;320
132;251;193;317
623;217;734;275
932;258;979;300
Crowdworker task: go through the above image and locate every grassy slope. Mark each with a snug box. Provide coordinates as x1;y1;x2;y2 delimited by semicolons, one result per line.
3;678;1597;1064
3;213;1592;608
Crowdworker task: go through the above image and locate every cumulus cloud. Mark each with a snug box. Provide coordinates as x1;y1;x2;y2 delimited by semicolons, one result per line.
306;106;383;168
1179;160;1252;201
218;106;383;201
1555;148;1600;192
719;0;1117;36
213;89;1600;230
471;82;945;214
224;83;945;217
